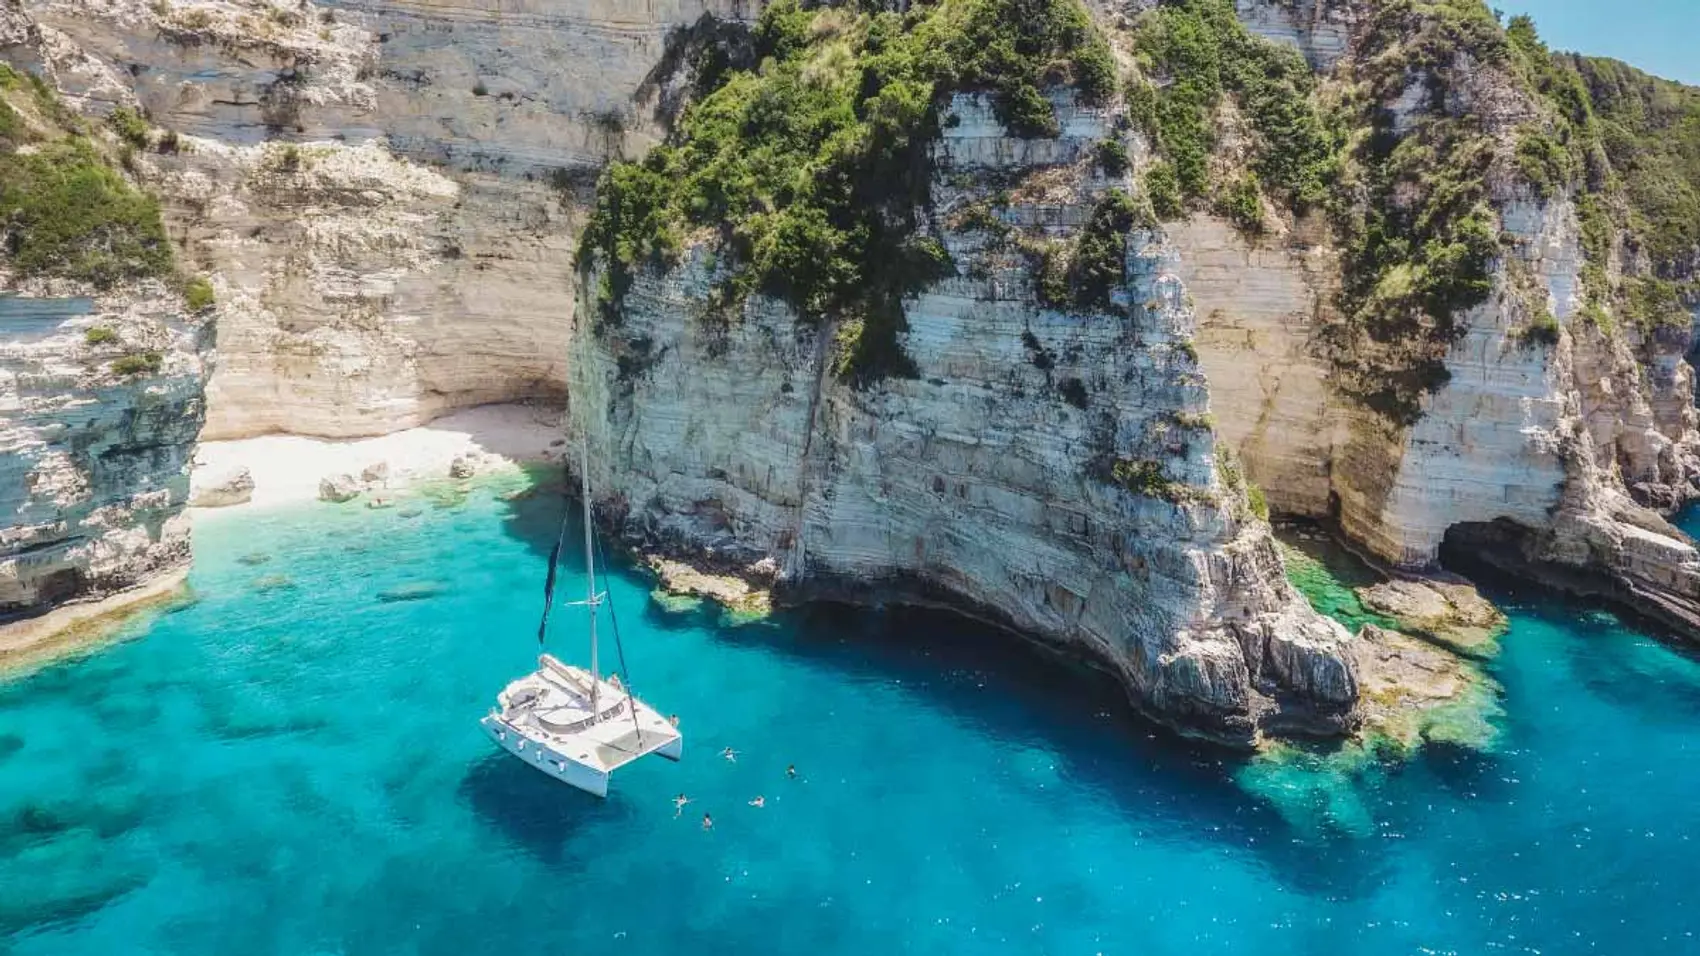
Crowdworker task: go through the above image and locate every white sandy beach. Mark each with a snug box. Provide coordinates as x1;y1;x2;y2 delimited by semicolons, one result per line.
191;403;565;511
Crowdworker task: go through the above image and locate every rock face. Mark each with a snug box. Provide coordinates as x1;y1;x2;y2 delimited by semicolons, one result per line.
0;286;212;621
1177;8;1700;642
570;93;1359;746
18;0;750;439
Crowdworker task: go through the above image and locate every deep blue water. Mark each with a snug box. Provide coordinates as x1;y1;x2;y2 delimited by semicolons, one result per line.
3;477;1699;955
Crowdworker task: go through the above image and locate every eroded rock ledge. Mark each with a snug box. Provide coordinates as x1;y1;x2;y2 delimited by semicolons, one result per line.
1442;449;1700;643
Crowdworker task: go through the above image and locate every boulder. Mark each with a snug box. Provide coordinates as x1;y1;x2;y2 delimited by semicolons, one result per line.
317;474;361;503
448;454;478;479
360;460;390;484
190;466;254;508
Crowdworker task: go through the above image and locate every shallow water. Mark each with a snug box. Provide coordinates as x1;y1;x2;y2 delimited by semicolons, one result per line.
3;480;1699;955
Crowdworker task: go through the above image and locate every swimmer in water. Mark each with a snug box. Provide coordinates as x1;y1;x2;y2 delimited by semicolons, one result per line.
702;813;714;831
673;793;690;818
786;764;797;779
721;747;737;763
748;796;765;808
668;714;680;727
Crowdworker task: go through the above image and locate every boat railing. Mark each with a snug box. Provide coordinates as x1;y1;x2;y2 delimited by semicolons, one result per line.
536;699;628;735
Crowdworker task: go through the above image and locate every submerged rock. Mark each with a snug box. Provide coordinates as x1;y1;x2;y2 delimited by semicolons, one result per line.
1352;624;1501;754
375;582;446;603
1357;577;1506;657
647;557;772;623
649;589;706;615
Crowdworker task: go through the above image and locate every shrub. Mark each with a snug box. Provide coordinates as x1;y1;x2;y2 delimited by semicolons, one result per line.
1520;311;1560;347
84;326;118;346
0;138;174;286
1247;483;1269;520
1033;244;1071;307
1109;457;1211;505
1515;125;1573;199
1066;189;1141;309
108;106;150;149
1094;138;1129;177
1145;162;1183;220
0;100;21;144
1218;172;1263;234
184;275;215;312
471;80;489;97
111;351;163;376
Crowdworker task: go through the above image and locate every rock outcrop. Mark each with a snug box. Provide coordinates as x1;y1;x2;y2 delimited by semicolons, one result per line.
0;286;211;622
189;465;254;508
571;92;1360;746
1175;3;1700;643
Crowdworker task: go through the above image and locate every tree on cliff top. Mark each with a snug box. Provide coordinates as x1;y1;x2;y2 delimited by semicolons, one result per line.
579;0;1115;385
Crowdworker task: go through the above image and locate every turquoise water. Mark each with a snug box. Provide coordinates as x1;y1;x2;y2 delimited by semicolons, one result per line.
3;480;1699;955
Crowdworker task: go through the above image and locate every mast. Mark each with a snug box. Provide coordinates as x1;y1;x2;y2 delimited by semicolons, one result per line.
581;439;600;722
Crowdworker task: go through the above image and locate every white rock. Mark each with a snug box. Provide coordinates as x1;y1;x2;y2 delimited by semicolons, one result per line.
190;466;255;509
360;461;390;484
448;455;478;480
317;474;361;503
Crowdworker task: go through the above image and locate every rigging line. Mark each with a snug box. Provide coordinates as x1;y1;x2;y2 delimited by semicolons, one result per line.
594;527;645;744
537;492;572;647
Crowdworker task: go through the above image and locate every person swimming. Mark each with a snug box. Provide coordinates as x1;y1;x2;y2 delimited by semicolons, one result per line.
721;747;737;762
668;714;680;727
748;796;765;808
701;813;713;831
786;764;797;779
673;793;689;818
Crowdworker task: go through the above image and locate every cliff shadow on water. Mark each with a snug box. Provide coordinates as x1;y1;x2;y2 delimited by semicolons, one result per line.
486;471;1502;894
1440;517;1700;725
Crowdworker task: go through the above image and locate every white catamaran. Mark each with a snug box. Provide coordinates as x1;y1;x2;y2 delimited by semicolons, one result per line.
480;445;682;797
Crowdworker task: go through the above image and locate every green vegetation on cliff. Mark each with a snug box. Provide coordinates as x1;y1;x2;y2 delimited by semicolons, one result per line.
1500;17;1700;332
1320;0;1506;425
1123;0;1338;220
0;65;173;288
580;0;1113;384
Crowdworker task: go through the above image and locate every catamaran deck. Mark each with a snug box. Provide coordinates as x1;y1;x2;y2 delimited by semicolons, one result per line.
493;659;681;773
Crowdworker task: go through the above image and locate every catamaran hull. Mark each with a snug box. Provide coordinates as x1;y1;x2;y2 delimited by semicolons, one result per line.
481;714;611;798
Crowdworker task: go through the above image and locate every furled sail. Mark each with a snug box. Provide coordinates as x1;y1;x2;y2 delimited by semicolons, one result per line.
537;506;570;646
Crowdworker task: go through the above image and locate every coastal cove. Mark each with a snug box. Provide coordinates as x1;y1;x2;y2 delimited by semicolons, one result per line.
2;476;1698;954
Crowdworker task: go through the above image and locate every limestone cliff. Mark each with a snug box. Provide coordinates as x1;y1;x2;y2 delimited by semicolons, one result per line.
16;0;749;438
0;285;210;623
571;90;1360;746
7;0;1700;698
1161;0;1700;641
0;45;212;627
